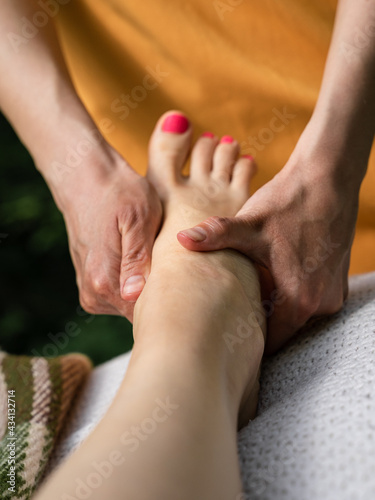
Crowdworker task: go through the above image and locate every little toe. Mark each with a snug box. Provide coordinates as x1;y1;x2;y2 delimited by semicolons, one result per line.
147;111;192;195
212;136;240;184
189;132;219;180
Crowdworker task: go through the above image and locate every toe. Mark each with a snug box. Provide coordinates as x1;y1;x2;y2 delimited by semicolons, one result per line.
147;111;192;195
231;155;257;194
212;136;240;184
190;132;219;180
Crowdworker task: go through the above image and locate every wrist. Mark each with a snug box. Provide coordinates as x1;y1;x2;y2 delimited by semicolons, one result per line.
33;101;101;172
40;133;126;213
288;116;370;193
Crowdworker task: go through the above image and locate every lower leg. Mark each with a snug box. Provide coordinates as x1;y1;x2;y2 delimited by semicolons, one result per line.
35;268;263;500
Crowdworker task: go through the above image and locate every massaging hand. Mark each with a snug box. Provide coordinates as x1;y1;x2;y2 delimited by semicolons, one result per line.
0;0;163;324
177;141;359;354
177;0;375;353
57;151;162;322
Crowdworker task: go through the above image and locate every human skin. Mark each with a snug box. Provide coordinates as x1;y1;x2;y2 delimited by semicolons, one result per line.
34;114;265;500
178;0;375;353
0;0;162;321
1;1;374;349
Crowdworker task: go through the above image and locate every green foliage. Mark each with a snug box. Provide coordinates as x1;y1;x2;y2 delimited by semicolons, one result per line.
0;113;133;366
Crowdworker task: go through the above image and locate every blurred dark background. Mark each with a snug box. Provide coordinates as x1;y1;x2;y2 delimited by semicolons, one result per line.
0;112;133;366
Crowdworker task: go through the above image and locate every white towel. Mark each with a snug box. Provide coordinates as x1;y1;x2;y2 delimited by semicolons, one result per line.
239;272;375;500
44;273;375;499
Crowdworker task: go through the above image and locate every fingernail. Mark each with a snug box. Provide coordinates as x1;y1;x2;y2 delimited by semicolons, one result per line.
161;114;190;134
220;135;234;144
180;227;207;242
201;131;215;138
123;275;145;297
242;155;254;161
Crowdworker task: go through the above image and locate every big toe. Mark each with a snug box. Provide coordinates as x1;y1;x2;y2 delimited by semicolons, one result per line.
147;111;192;197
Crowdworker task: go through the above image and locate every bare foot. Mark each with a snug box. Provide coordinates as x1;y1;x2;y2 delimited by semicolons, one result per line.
136;111;266;427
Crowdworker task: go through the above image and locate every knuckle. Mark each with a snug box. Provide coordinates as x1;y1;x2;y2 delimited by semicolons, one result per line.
79;292;98;314
294;284;344;326
90;274;112;297
122;204;148;230
294;306;312;328
84;262;113;299
122;246;149;269
205;216;230;234
243;213;265;233
294;289;320;327
325;294;344;315
120;193;161;238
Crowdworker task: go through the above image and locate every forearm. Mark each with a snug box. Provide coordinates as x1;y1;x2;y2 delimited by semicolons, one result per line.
297;0;375;186
0;0;115;205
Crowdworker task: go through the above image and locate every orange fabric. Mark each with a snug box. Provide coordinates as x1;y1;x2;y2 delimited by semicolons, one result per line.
54;0;374;274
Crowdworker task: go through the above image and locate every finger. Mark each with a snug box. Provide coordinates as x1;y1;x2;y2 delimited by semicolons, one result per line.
120;210;160;302
79;289;126;316
80;248;134;318
264;301;299;355
176;214;269;265
263;274;322;355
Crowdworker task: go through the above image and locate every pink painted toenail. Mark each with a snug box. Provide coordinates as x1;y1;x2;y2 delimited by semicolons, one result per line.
201;132;215;138
161;114;189;134
220;135;234;144
242;155;254;161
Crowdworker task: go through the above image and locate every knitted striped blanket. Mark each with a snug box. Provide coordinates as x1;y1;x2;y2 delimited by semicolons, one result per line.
0;351;92;499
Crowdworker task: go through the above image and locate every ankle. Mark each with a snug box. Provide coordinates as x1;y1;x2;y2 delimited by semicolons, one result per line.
129;324;263;429
134;255;250;346
127;340;233;411
133;276;264;411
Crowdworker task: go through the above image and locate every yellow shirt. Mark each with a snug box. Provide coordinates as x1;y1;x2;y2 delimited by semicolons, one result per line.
55;0;375;274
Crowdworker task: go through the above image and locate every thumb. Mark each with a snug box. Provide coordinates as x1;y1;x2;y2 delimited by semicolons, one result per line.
177;215;268;262
120;220;156;302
